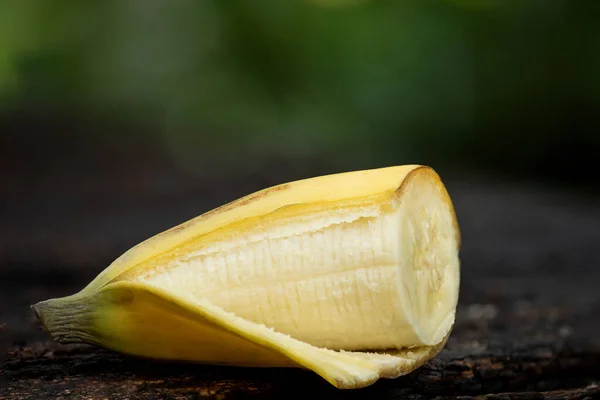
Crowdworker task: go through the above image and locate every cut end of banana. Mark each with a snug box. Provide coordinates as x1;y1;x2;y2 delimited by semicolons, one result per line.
393;167;460;347
32;165;460;389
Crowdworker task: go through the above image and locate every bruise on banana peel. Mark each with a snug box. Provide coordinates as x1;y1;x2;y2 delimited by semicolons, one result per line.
32;165;461;389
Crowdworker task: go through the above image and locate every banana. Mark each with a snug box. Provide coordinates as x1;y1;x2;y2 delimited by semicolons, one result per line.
32;165;460;389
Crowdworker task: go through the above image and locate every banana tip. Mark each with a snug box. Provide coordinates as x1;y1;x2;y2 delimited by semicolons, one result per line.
31;302;48;331
31;303;41;319
29;295;97;345
30;299;62;333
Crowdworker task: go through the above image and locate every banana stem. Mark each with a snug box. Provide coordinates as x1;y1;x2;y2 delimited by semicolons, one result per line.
32;293;99;345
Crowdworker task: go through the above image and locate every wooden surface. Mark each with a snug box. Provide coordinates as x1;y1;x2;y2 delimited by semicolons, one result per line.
2;171;600;399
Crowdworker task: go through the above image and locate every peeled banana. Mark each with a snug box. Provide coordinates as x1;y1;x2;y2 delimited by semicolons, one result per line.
32;165;461;389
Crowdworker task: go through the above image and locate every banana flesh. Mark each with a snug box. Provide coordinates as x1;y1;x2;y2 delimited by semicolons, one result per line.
32;165;461;389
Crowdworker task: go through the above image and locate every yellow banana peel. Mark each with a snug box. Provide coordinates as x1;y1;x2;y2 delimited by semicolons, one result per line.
32;165;461;389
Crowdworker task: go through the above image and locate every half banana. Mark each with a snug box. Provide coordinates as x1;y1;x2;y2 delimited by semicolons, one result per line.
32;164;461;389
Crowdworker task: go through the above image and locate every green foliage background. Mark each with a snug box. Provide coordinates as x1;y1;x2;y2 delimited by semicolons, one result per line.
1;0;599;181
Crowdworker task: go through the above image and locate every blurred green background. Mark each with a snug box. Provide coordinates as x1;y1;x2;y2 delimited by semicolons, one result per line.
1;0;599;185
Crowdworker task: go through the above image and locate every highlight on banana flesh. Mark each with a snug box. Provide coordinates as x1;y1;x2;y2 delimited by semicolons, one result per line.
32;165;461;389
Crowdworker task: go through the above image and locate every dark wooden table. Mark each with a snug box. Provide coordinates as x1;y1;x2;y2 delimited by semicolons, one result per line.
2;172;599;399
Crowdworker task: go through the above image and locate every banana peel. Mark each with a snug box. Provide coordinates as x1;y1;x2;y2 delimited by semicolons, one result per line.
32;165;461;389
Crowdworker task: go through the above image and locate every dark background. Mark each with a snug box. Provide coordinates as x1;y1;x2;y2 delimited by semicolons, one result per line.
1;1;600;399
